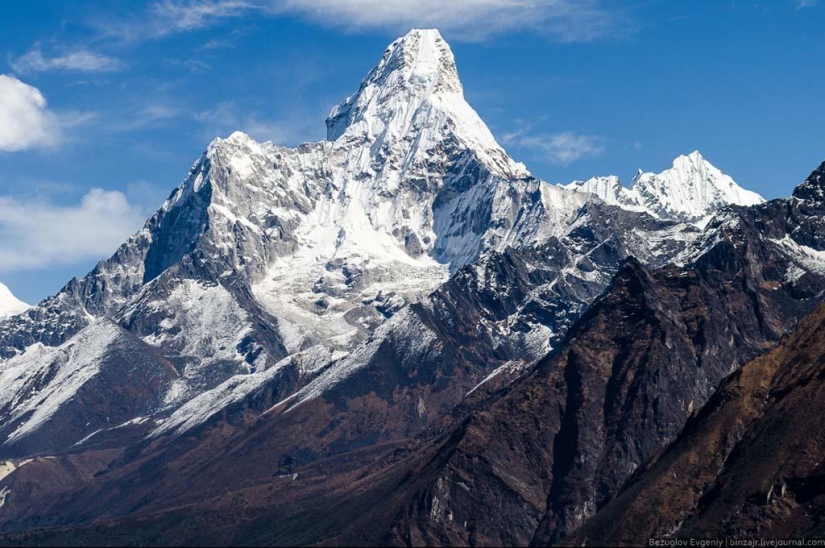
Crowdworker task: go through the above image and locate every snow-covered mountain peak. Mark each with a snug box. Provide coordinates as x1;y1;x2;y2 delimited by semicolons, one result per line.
368;28;461;95
563;152;765;223
631;151;765;221
324;29;521;176
326;29;459;140
667;150;724;177
205;130;276;165
565;176;645;212
0;283;29;319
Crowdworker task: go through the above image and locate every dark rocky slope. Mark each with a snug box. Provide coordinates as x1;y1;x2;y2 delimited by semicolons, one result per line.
562;298;825;545
3;164;825;546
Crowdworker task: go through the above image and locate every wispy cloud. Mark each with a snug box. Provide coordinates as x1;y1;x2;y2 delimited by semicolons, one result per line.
0;75;94;152
0;189;146;272
12;48;125;74
796;0;818;8
195;99;326;145
201;38;235;50
502;127;605;165
271;0;624;42
149;0;254;34
100;0;627;43
108;102;185;132
164;58;212;72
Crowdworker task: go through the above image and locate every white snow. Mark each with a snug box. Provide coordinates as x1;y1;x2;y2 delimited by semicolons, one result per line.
141;280;254;365
633;151;764;221
0;321;122;445
123;279;267;407
770;235;825;277
565;176;646;213
0;283;29;319
0;459;32;483
73;429;103;447
151;345;344;438
466;360;527;397
565;151;764;222
0;30;774;445
274;307;440;412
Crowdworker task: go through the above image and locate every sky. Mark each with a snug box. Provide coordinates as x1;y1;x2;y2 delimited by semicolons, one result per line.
0;0;823;304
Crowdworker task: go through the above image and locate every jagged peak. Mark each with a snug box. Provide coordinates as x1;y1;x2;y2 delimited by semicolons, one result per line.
792;160;825;203
676;149;705;164
324;28;497;150
563;152;765;221
564;175;646;211
221;130;256;144
206;131;261;155
369;29;460;94
631;151;764;221
326;29;461;140
634;150;711;183
566;175;623;194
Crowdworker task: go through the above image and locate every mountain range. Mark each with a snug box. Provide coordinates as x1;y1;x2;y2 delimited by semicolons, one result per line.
0;29;824;546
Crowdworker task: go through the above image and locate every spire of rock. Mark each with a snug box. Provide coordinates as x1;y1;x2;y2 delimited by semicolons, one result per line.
792;160;825;203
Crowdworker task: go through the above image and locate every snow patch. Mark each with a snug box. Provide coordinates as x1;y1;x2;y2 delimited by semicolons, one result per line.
0;283;29;319
770;235;825;277
151;345;344;438
0;321;122;445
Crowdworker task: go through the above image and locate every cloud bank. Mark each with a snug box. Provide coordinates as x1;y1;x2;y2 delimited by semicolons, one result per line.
0;189;147;272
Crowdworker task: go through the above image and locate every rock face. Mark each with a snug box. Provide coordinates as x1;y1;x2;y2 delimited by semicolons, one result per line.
0;321;177;458
564;299;825;545
0;27;821;548
292;169;825;547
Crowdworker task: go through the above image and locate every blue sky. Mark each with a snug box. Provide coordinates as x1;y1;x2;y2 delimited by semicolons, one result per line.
0;0;823;304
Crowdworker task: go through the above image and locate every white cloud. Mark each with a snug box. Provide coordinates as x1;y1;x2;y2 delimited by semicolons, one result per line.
502;128;605;165
109;0;624;42
0;75;61;152
797;0;817;8
0;75;96;152
12;49;125;74
0;189;147;272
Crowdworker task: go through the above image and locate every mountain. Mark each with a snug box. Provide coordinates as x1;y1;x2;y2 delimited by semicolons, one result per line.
0;28;818;547
0;28;742;457
259;161;823;547
0;321;176;458
0;283;28;318
566;150;765;222
564;296;825;545
1;159;821;547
